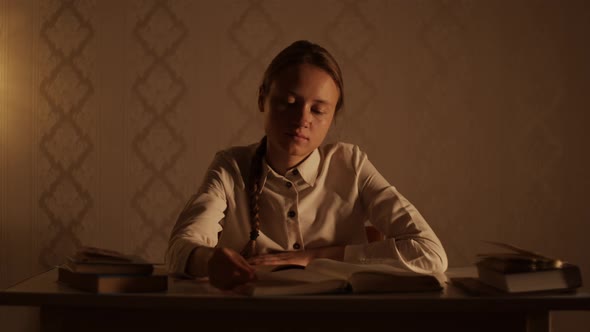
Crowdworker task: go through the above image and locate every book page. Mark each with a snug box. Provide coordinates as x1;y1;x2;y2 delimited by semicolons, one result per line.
256;267;339;283
306;258;424;280
254;264;304;275
243;264;348;296
305;259;443;293
246;259;443;295
237;279;349;296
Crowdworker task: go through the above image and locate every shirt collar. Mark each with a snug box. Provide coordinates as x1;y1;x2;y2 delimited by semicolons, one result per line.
259;148;321;188
293;148;320;186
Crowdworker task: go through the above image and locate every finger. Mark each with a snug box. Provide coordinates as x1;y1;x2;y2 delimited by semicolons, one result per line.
223;269;255;291
209;249;254;289
231;253;256;274
218;247;254;273
227;254;256;280
211;265;253;290
235;267;256;283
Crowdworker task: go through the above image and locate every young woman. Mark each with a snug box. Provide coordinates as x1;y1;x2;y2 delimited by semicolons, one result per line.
166;40;447;290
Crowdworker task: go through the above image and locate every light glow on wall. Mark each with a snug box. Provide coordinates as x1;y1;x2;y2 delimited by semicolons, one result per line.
1;8;6;140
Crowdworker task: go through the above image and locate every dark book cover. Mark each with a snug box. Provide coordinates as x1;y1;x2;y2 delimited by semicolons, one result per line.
476;256;564;273
450;277;579;296
57;266;168;293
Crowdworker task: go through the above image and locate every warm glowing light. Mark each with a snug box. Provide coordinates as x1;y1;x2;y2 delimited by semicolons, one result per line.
0;29;5;136
0;11;6;131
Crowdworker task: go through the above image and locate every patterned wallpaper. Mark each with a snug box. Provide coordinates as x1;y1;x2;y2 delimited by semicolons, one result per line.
324;0;376;147
225;1;278;147
37;0;96;266
128;0;188;261
1;0;589;329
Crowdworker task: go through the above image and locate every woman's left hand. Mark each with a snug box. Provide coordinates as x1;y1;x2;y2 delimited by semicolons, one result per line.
247;246;345;266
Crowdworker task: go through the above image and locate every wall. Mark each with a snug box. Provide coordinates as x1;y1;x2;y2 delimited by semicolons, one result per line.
1;0;589;330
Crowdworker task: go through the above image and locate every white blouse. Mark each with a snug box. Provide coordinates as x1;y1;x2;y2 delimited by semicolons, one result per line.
166;142;448;277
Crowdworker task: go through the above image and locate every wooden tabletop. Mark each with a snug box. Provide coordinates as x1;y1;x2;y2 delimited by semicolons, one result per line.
1;267;590;313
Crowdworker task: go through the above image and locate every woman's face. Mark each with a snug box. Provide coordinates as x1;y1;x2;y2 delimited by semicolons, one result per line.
262;63;340;168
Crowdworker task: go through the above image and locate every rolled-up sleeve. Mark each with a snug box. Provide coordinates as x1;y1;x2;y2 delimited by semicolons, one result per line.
165;152;230;277
343;147;448;274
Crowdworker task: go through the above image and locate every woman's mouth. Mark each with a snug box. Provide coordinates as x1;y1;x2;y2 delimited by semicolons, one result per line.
286;132;309;142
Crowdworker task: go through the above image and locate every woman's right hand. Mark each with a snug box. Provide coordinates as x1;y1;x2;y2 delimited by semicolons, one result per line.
207;247;256;290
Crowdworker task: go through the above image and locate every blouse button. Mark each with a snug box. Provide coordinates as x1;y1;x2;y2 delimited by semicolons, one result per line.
287;210;296;218
285;182;292;188
293;243;301;250
292;169;299;176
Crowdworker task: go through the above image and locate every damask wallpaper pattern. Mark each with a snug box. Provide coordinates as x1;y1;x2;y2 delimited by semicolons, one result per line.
1;1;589;330
324;0;376;146
129;0;188;260
227;0;281;145
36;0;96;266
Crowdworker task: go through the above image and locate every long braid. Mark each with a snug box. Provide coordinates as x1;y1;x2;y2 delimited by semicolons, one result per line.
240;136;267;258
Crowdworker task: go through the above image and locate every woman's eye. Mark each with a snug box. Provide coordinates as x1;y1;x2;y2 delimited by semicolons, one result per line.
273;98;294;110
312;108;325;114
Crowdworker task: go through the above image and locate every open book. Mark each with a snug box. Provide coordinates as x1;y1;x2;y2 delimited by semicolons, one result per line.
237;258;444;296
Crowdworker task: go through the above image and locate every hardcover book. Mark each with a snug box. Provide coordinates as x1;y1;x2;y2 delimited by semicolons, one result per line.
452;241;583;295
237;258;444;296
475;260;582;293
65;246;155;275
57;266;168;293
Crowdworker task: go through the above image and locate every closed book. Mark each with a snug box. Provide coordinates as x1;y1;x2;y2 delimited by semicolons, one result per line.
474;241;583;293
64;258;154;275
476;255;562;273
64;246;156;275
236;258;444;296
57;266;168;293
476;262;582;293
72;246;138;262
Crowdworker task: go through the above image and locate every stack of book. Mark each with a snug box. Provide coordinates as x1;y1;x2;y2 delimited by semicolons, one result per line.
57;246;168;293
451;241;582;295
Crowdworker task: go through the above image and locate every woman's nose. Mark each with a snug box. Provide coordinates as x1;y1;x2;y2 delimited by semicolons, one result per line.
292;105;312;128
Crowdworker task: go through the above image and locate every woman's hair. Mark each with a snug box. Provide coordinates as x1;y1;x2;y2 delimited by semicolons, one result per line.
240;40;344;258
257;40;344;114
